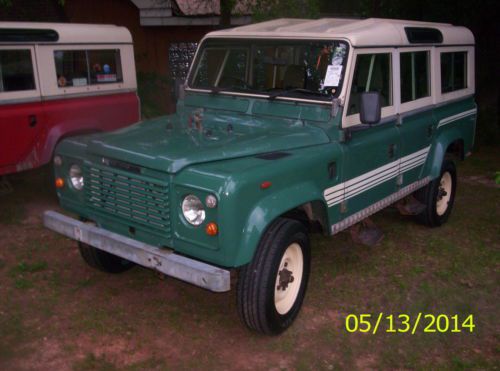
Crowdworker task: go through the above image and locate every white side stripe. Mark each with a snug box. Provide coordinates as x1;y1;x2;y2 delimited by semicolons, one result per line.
437;108;477;128
324;146;431;207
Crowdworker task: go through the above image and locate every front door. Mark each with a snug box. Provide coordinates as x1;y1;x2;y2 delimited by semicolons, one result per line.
339;50;400;217
0;46;42;168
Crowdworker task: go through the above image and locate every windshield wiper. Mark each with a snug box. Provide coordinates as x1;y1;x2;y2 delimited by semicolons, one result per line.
268;88;326;101
210;86;262;95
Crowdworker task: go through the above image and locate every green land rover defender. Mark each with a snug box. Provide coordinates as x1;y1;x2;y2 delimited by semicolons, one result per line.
44;18;477;334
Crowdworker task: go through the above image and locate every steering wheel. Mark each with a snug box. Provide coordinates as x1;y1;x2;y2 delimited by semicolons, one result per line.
218;75;249;89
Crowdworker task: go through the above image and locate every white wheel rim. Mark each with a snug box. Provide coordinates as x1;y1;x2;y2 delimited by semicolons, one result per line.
436;171;452;216
274;243;304;315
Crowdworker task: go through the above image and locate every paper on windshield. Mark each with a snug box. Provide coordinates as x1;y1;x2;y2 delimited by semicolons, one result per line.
324;65;342;87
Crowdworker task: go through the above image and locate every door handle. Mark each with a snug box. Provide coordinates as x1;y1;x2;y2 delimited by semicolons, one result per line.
388;144;396;159
29;115;37;127
427;124;433;138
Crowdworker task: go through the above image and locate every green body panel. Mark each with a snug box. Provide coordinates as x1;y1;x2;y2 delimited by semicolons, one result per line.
398;109;434;186
423;97;477;179
338;119;400;216
54;90;476;268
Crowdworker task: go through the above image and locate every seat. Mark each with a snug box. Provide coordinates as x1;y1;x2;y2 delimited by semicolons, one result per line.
282;65;305;89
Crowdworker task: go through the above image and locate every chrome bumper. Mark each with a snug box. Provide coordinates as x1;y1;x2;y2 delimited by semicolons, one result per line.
43;210;230;292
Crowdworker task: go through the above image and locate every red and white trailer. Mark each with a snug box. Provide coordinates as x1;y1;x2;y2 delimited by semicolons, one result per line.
0;22;140;176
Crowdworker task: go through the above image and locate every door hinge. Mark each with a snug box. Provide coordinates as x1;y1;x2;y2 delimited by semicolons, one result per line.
388;144;396;159
396;174;403;186
340;201;348;213
328;162;337;179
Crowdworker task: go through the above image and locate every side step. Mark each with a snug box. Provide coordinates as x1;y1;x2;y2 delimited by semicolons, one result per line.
350;218;384;247
395;195;426;216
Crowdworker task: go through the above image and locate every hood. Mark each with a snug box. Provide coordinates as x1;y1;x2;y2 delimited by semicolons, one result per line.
82;110;330;173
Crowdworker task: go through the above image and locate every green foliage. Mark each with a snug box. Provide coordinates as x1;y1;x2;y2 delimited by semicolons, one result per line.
250;0;320;22
136;71;170;119
495;172;500;185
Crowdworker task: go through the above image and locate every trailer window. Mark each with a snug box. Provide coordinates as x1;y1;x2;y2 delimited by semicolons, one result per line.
400;51;430;103
0;49;35;92
54;49;123;87
441;51;467;93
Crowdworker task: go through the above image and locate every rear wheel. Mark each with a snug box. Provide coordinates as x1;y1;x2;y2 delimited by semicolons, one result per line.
415;160;457;227
237;218;310;335
78;242;135;273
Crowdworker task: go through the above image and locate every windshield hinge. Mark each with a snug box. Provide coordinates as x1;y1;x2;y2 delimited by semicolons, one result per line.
331;97;343;117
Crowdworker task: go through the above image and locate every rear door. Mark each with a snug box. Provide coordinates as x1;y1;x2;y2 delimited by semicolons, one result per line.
397;47;434;187
0;46;42;168
337;49;400;217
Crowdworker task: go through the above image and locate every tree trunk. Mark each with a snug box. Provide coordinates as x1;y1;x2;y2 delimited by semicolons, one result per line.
220;0;234;27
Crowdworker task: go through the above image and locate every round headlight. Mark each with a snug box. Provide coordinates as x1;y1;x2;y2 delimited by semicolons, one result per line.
182;195;205;226
69;164;84;190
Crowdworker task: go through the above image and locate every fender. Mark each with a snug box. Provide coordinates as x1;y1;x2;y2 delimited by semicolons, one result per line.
231;181;328;267
41;122;102;164
426;126;465;179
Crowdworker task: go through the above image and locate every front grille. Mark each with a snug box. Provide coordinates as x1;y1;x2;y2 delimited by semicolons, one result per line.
85;163;171;238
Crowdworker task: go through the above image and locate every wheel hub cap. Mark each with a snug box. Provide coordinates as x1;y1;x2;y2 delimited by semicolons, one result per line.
277;264;295;291
274;243;304;315
436;171;452;216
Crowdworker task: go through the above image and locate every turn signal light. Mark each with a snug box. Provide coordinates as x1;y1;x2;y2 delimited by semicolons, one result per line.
205;222;218;236
260;181;272;189
55;177;65;189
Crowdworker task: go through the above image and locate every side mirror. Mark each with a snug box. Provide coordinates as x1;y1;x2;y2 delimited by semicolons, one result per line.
359;92;381;125
174;78;186;101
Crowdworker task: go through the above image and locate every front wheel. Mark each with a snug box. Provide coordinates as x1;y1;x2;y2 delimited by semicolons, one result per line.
237;218;310;335
414;159;457;227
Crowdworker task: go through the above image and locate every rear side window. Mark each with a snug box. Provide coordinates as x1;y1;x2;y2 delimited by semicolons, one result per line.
0;49;35;92
54;49;123;87
441;51;467;93
400;51;430;103
348;53;392;115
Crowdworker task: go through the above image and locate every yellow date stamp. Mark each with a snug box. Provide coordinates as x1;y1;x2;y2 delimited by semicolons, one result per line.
345;313;475;334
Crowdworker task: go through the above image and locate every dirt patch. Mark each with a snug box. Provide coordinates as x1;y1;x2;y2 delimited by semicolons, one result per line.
1;157;499;370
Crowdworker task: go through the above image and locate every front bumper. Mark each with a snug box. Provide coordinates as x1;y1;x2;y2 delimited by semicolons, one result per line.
43;210;230;292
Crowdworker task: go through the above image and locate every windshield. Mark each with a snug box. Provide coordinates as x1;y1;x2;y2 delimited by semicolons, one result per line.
188;39;349;101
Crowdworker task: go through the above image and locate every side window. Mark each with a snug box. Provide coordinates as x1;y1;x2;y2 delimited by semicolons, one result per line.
441;51;467;93
347;53;392;116
88;49;123;84
400;51;430;103
54;50;87;87
0;49;35;92
54;49;123;88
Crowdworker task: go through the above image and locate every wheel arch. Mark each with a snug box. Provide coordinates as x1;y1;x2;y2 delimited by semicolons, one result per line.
230;183;329;267
427;129;465;179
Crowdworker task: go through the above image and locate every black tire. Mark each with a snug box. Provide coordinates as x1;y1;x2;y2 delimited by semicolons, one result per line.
78;242;135;273
237;218;310;335
414;159;457;227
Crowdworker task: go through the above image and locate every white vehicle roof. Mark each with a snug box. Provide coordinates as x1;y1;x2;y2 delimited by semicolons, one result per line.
207;18;474;46
0;22;133;44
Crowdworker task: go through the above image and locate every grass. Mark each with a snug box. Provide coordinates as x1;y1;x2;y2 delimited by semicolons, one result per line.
0;149;498;370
